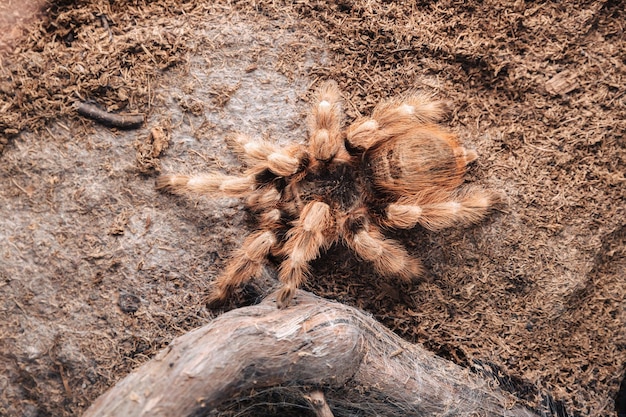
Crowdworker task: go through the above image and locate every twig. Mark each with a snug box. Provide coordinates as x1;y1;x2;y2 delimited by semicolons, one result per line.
59;364;73;397
75;102;144;129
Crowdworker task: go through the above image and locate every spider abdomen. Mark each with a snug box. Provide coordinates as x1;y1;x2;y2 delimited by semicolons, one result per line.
367;126;471;197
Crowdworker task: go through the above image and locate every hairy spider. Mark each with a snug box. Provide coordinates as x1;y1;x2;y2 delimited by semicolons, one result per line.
157;81;500;308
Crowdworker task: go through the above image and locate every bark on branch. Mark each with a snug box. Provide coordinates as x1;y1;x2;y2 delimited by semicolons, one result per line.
83;290;538;417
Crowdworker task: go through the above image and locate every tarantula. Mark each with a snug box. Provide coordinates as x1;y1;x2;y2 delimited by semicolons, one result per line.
157;81;499;308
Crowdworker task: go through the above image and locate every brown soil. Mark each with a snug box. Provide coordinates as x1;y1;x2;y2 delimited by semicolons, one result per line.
0;1;624;417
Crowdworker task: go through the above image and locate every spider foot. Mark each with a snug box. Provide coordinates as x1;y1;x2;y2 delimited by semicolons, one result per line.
205;285;232;309
276;285;296;309
155;174;188;193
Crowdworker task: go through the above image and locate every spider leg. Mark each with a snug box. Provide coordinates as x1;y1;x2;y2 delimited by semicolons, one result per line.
344;216;422;281
375;93;448;125
308;80;345;162
386;187;500;231
226;132;309;177
156;172;254;197
245;186;281;212
346;93;447;151
276;201;333;308
207;229;278;306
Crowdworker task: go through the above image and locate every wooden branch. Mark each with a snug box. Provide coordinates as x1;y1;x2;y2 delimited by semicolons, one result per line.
75;102;144;129
82;291;538;417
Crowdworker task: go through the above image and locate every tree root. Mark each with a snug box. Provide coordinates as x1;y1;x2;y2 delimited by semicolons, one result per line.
82;290;538;417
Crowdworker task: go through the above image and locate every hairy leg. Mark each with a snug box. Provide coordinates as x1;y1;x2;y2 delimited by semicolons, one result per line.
230;134;306;177
308;80;345;162
245;186;282;212
156;172;254;197
346;93;447;151
344;222;423;281
386;187;501;231
276;201;333;308
207;230;277;306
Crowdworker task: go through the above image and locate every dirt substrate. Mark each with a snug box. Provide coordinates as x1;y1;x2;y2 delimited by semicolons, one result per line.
0;1;624;416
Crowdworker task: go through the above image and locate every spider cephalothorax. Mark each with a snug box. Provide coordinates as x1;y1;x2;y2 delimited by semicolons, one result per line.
157;81;499;308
